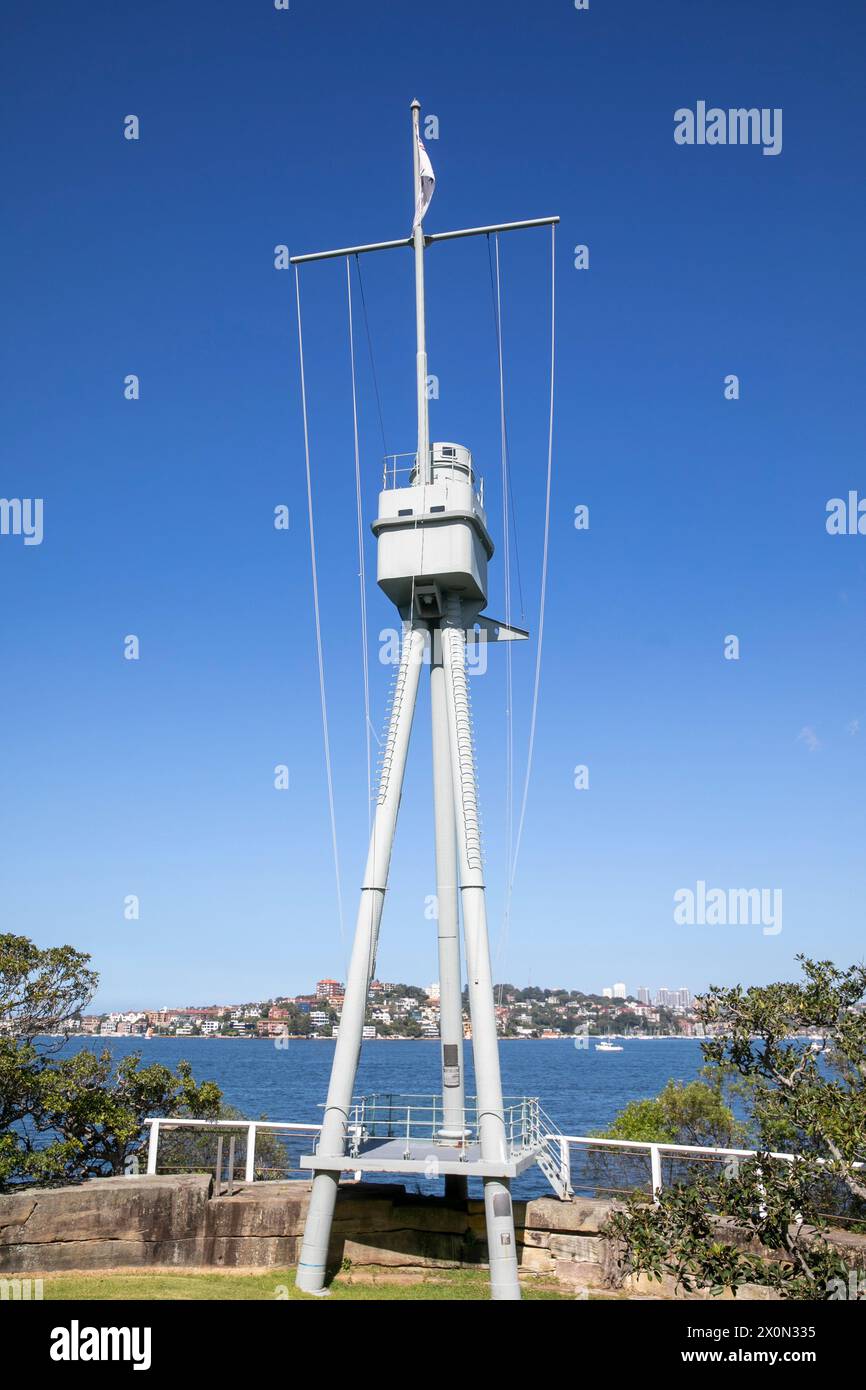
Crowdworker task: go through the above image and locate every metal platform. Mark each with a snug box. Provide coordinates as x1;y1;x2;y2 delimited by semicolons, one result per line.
300;1135;545;1180
300;1093;573;1197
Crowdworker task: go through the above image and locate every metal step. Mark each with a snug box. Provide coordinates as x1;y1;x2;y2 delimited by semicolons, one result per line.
536;1137;574;1201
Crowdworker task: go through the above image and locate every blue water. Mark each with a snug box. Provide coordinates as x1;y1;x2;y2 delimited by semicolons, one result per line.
61;1035;704;1133
51;1036;709;1199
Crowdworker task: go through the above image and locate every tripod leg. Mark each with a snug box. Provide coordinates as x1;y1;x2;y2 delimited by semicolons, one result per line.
430;634;468;1197
440;595;521;1301
296;621;426;1294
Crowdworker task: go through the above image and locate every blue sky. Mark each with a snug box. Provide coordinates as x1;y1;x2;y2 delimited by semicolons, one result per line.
2;0;864;1012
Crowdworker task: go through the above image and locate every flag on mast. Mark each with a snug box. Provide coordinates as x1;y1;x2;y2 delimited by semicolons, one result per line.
413;136;435;227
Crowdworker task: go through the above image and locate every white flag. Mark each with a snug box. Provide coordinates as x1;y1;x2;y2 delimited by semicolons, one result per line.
413;136;435;228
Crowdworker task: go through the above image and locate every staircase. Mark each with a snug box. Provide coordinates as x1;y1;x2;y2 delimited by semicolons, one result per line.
533;1107;574;1201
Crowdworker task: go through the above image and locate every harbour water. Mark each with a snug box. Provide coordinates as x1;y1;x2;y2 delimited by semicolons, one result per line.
62;1034;706;1135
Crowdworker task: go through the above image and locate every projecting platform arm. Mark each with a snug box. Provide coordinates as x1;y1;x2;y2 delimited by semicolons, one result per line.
470;616;529;643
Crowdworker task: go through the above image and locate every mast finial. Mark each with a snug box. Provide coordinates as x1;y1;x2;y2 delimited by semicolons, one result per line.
411;100;430;482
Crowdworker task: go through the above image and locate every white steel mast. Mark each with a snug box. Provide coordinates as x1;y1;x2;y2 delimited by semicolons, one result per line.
411;100;431;483
293;102;557;1301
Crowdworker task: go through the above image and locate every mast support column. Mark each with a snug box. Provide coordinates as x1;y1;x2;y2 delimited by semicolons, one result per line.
295;622;426;1294
430;631;468;1162
440;593;521;1300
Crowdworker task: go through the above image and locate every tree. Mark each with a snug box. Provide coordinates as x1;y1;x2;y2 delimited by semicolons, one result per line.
597;1079;742;1147
0;934;98;1040
588;1080;741;1203
8;1050;221;1188
606;957;866;1299
608;1157;854;1300
0;933;221;1191
701;957;866;1192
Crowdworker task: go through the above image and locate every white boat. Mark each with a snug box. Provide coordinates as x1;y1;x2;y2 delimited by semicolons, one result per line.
595;1040;623;1052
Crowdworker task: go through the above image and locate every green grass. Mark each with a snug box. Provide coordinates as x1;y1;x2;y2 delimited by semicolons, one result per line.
41;1267;572;1301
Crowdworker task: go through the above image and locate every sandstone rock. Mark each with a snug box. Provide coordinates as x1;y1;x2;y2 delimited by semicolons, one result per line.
826;1229;866;1271
335;1232;467;1269
3;1239;156;1274
205;1194;307;1239
332;1198;468;1237
0;1175;211;1252
204;1236;299;1268
0;1175;849;1295
519;1245;555;1273
623;1271;673;1298
549;1233;602;1262
0;1198;37;1233
524;1196;617;1234
548;1259;607;1288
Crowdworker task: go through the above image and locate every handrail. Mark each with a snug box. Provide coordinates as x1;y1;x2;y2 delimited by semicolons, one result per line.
143;1117;321;1181
141;1114;861;1197
556;1135;858;1162
380;452;482;495
144;1118;320;1131
554;1134;864;1206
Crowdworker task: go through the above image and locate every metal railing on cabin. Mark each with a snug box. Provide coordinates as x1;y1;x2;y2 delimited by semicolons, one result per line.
381;451;418;489
381;452;484;502
343;1092;540;1159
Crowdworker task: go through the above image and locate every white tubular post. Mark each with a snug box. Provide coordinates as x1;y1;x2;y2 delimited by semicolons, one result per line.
651;1144;663;1203
559;1136;571;1193
440;594;521;1301
245;1124;257;1184
430;635;467;1154
296;622;426;1295
411;100;430;482
146;1120;159;1176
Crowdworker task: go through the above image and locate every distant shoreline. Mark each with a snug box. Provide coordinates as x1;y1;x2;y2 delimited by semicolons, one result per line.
40;1032;703;1043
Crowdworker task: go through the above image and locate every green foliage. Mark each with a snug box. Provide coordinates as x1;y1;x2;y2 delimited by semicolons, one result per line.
0;1041;221;1190
387;984;428;1003
607;1153;857;1300
0;933;98;1039
701;957;866;1174
0;934;221;1192
606;957;866;1299
600;1097;675;1144
598;1079;742;1147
